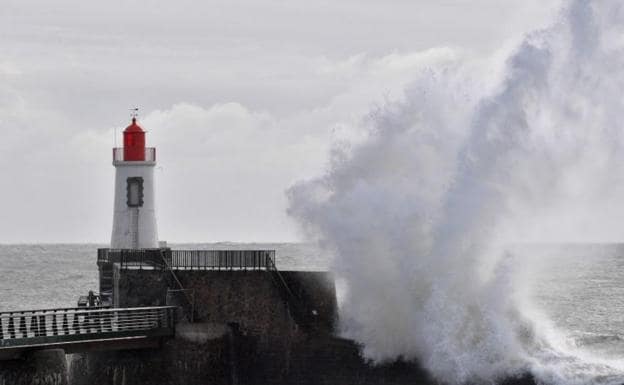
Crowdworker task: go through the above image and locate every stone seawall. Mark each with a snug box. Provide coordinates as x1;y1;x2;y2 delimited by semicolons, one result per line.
68;326;538;385
69;323;230;385
111;269;339;383
35;268;539;385
0;349;68;385
115;269;337;338
68;268;342;384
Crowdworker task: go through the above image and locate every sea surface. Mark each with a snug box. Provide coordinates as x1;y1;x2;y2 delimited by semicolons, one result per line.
517;243;624;359
0;243;623;371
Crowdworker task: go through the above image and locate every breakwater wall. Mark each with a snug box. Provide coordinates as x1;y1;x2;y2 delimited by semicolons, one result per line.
2;268;538;385
71;268;341;384
0;349;67;385
113;269;337;338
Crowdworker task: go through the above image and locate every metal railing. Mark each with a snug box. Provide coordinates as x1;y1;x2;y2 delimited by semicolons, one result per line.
97;248;276;271
0;306;176;348
265;257;317;330
112;147;156;162
98;248;166;269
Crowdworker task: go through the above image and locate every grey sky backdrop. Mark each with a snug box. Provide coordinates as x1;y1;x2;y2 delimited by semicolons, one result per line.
0;0;561;243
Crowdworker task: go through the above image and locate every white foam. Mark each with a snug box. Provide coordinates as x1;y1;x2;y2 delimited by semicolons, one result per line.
288;1;624;383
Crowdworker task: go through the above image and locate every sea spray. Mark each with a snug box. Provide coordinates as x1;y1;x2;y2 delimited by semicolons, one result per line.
288;1;624;384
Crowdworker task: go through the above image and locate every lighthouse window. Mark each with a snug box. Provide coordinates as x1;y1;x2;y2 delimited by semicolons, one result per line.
126;177;144;207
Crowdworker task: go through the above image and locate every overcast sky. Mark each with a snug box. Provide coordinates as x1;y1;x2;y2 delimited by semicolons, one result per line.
0;0;562;243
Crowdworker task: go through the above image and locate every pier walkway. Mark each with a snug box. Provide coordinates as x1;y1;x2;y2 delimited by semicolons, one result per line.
0;306;175;360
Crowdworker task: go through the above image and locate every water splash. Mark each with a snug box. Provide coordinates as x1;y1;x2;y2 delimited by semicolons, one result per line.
288;1;624;383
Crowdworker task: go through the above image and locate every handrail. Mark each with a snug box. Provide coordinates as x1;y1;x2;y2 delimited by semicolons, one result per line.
265;257;318;330
98;248;276;271
0;306;111;317
0;306;173;317
112;147;156;162
158;249;194;322
0;306;176;345
266;256;296;299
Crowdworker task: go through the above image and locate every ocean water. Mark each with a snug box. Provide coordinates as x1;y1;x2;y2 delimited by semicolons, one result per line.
518;244;624;359
0;243;623;382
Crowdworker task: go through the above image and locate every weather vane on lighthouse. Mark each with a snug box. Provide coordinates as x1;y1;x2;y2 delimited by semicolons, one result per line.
110;112;159;249
130;107;139;120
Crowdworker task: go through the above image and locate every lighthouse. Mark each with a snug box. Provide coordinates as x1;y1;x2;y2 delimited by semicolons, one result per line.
110;117;159;249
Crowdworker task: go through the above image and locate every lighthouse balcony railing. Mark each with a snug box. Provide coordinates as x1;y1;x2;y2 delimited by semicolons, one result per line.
112;147;156;162
97;248;276;271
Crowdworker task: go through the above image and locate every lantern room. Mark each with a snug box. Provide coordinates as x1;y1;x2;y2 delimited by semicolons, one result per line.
123;118;146;161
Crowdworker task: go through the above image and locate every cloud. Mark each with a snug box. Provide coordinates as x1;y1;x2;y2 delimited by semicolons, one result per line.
0;0;561;242
0;46;465;243
142;102;328;242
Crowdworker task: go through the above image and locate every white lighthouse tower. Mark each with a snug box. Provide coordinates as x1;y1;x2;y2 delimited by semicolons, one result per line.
110;117;159;249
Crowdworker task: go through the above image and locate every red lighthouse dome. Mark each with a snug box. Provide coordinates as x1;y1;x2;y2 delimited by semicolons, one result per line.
123;117;146;161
